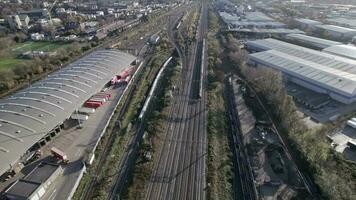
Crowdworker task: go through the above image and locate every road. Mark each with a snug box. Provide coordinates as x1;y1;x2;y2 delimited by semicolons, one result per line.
145;2;208;200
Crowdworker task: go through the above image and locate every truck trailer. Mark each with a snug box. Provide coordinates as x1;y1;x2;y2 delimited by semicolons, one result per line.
50;147;69;164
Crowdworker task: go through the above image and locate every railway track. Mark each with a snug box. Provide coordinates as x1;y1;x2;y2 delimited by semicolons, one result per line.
145;2;208;200
225;75;320;199
224;77;258;200
77;5;192;200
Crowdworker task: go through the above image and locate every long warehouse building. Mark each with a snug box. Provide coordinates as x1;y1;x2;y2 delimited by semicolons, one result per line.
0;49;136;176
245;38;356;104
285;33;342;49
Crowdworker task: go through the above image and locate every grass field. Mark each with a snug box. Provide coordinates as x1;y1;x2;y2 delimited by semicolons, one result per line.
0;41;72;70
0;58;26;70
11;41;71;53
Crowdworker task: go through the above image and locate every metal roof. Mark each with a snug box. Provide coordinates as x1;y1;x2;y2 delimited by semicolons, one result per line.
246;38;356;97
323;45;356;60
286;33;342;49
219;11;239;24
245;38;356;68
228;28;304;34
231;21;286;28
249;50;356;97
295;18;322;25
0;49;135;175
244;12;274;21
327;17;356;28
315;24;356;34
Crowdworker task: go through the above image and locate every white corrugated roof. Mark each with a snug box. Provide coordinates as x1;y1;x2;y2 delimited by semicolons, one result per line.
246;38;356;98
286;33;342;49
323;45;356;60
250;50;356;96
0;49;135;175
316;24;356;34
327;17;356;28
229;28;304;34
246;38;356;69
245;12;274;21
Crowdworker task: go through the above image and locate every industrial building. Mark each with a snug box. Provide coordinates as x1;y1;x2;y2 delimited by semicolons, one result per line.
294;18;322;30
285;33;342;49
3;162;62;200
230;21;286;29
246;38;356;104
218;10;304;37
327;17;356;29
219;11;286;29
315;24;356;41
0;49;136;177
323;44;356;60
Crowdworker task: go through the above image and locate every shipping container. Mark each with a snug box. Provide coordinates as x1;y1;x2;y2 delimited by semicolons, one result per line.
116;66;136;79
89;97;106;103
71;113;89;121
124;75;131;83
86;100;103;105
78;107;96;114
92;94;109;100
84;101;102;108
97;91;112;98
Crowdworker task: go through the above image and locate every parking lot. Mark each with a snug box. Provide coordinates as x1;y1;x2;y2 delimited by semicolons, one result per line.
285;81;356;124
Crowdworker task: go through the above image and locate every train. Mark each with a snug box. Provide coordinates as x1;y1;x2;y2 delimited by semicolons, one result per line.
198;39;206;99
139;57;173;120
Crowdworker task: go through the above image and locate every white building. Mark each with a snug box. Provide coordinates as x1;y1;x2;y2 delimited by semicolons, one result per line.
246;38;356;104
285;33;342;49
316;24;356;41
294;18;322;30
323;44;356;60
7;15;22;30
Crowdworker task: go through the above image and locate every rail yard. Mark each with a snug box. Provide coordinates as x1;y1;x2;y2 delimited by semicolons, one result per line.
144;3;208;200
1;0;356;199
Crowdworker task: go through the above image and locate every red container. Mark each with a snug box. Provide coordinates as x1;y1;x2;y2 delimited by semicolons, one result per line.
84;101;102;108
87;99;104;104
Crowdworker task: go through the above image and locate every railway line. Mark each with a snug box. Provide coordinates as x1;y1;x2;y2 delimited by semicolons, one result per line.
225;75;320;199
145;2;208;200
224;77;258;200
77;5;191;200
